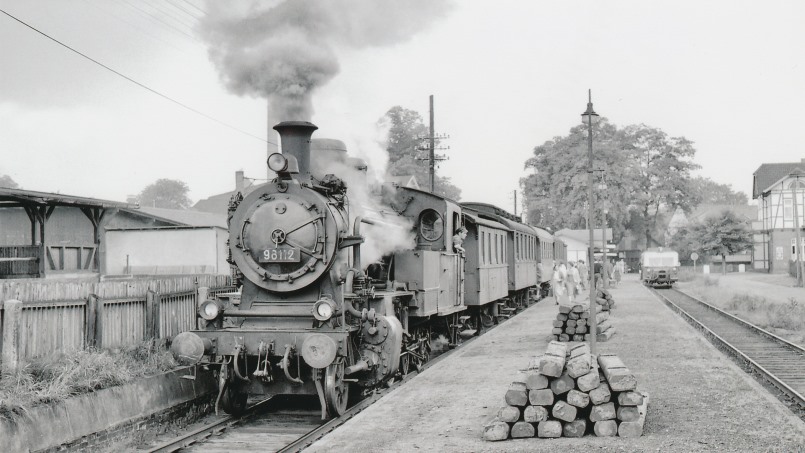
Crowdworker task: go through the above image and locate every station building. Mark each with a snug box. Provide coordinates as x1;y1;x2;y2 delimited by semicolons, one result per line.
752;159;805;273
0;188;227;280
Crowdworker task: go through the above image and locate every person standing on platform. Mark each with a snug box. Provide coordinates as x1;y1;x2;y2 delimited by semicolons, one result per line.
578;260;588;291
604;259;614;287
613;259;623;287
568;261;581;297
593;259;603;288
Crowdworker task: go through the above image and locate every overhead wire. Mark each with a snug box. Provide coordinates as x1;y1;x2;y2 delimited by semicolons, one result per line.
0;8;272;145
80;0;195;56
142;0;199;30
164;0;205;21
115;0;200;43
178;0;208;16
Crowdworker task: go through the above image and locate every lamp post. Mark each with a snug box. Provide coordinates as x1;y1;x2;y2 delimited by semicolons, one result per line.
582;90;600;354
599;173;608;289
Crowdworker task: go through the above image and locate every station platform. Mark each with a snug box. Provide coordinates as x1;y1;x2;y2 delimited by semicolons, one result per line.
307;274;805;452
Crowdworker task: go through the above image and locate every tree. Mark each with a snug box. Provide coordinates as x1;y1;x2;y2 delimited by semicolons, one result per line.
521;120;645;246
0;174;19;189
668;226;697;265
137;179;192;209
521;122;700;247
381;106;461;200
689;176;748;205
689;210;753;276
622;124;700;248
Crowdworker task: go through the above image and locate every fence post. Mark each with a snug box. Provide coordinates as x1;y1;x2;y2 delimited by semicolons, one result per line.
152;292;162;340
95;296;104;349
197;286;209;330
85;294;103;349
85;295;97;348
1;299;22;373
146;290;156;341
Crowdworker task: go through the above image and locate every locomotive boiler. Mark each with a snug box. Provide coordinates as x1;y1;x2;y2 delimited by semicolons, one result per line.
172;121;405;418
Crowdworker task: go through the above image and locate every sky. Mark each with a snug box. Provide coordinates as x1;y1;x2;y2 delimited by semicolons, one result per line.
1;0;804;214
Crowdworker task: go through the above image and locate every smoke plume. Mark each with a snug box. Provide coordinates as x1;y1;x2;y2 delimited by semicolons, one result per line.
201;0;453;123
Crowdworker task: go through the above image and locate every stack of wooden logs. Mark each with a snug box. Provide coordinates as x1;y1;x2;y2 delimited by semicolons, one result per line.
483;341;648;441
551;304;615;342
596;287;616;311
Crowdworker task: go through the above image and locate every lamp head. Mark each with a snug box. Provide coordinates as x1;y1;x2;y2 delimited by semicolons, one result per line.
581;103;600;125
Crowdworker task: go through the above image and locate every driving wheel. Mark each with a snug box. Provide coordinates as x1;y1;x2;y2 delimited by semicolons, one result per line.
325;357;349;416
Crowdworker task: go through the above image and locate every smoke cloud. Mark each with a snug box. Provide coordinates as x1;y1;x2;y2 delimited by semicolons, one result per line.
201;0;453;123
312;121;416;267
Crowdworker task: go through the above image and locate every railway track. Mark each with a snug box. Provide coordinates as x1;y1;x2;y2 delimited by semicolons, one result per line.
651;286;805;413
144;297;538;453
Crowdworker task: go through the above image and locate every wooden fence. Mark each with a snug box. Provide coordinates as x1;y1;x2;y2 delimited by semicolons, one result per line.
0;275;234;371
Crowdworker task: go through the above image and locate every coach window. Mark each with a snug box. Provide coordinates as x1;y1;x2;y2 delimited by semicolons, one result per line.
419;209;443;242
486;232;491;264
480;231;485;264
492;234;497;264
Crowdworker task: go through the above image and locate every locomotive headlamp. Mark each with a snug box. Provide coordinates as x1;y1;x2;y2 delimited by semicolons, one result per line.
198;299;223;321
268;153;289;172
312;298;338;321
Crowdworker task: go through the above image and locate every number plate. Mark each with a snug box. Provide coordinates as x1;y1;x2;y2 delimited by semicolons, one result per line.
259;247;300;263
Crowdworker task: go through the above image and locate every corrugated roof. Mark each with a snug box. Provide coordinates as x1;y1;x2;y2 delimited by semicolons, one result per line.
753;160;805;199
0;187;131;209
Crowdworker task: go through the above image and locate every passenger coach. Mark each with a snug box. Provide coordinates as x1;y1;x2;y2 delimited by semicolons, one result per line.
462;203;539;312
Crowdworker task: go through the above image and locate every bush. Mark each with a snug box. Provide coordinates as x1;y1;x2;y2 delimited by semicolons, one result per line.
726;294;765;312
765;298;804;331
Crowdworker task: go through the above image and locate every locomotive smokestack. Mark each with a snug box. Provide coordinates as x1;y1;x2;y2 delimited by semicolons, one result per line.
273;121;318;181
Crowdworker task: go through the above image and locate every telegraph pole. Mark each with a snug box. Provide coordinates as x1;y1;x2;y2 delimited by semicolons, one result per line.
429;95;435;192
513;190;518;217
417;95;449;193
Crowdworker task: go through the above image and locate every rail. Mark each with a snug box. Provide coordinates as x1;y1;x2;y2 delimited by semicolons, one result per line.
651;286;805;411
141;294;537;453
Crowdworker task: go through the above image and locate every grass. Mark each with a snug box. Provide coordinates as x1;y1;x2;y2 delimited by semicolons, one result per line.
680;276;805;346
0;342;177;421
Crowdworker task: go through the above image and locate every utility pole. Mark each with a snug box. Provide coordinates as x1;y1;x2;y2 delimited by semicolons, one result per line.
429;95;435;193
417;95;449;193
513;190;518;217
791;171;805;287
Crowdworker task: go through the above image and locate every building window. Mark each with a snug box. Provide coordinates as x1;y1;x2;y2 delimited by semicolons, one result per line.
791;238;805;260
784;198;793;221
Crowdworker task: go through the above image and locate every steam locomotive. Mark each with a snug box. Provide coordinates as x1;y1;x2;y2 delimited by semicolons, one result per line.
171;121;565;418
